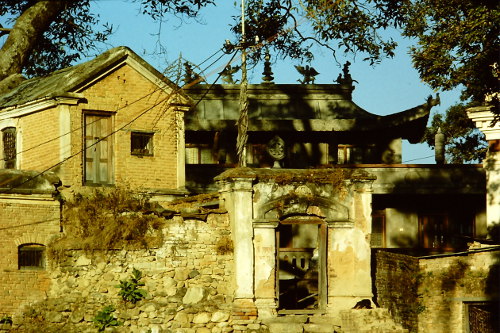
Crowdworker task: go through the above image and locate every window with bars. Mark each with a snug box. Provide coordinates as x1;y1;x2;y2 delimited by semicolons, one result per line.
131;132;154;156
18;244;45;270
2;127;16;169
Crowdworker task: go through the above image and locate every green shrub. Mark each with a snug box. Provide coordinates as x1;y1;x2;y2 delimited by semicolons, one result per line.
92;305;121;332
116;268;147;304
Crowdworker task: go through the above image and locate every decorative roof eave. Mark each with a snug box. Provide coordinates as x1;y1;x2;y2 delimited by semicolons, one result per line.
0;46;192;110
185;108;430;138
0;93;83;120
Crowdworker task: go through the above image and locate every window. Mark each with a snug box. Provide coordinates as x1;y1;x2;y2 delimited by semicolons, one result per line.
186;144;218;164
371;210;386;248
84;114;113;185
18;244;45;270
2;127;16;169
131;132;153;156
337;145;353;164
419;213;449;250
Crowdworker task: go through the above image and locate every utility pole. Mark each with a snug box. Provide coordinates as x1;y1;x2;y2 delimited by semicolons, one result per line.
236;0;249;167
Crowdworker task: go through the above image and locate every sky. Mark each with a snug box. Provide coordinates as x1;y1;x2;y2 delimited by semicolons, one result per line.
10;1;465;163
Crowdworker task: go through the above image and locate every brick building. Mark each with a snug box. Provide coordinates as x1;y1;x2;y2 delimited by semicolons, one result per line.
0;47;191;195
0;170;61;317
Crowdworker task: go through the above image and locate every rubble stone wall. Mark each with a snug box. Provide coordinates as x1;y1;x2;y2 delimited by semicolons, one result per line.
2;213;265;333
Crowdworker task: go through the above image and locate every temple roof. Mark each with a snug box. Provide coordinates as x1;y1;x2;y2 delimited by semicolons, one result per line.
185;84;437;143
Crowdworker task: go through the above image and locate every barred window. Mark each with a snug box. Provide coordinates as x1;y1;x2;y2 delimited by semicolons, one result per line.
2;127;16;169
18;244;45;270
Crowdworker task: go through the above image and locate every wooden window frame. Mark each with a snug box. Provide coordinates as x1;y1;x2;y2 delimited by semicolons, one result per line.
371;210;387;248
83;112;114;186
2;127;16;169
131;131;154;156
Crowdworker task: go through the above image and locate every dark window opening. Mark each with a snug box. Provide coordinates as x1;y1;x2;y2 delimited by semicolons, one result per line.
131;132;153;156
2;127;16;169
277;221;326;312
371;210;386;248
18;244;45;270
466;301;500;333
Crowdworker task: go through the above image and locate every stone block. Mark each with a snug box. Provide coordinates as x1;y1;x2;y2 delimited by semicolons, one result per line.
193;312;211;324
183;286;206;304
267;322;303;333
211;311;230;323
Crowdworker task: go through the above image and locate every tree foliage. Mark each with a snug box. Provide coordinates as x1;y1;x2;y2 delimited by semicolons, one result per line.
0;0;498;105
0;0;214;82
231;0;499;103
422;103;487;164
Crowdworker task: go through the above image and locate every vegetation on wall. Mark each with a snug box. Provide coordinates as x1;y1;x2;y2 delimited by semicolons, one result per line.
49;188;167;260
92;305;122;332
116;268;148;304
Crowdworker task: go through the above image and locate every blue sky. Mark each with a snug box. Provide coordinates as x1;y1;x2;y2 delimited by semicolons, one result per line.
8;1;465;163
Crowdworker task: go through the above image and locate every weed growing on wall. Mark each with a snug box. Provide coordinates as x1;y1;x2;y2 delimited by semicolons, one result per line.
92;305;122;332
216;236;234;255
116;268;147;304
49;188;167;259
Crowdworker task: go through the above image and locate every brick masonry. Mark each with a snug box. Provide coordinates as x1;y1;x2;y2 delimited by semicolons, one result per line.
376;249;500;333
0;193;61;317
17;63;184;192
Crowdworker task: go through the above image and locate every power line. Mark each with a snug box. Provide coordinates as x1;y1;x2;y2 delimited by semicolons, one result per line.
0;49;240;194
403;155;435;163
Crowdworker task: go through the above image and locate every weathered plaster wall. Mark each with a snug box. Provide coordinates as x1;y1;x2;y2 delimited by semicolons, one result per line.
385;208;418;248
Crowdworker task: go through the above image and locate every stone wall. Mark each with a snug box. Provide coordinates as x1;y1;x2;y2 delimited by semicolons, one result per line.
376;248;500;333
3;213;267;333
417;247;500;333
375;250;420;332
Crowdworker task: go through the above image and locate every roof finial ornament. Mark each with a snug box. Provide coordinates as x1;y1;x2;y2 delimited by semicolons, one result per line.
183;62;204;86
295;65;319;84
261;50;274;84
336;61;357;86
219;65;240;84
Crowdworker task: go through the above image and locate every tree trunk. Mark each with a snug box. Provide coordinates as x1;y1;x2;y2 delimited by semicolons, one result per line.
0;1;69;82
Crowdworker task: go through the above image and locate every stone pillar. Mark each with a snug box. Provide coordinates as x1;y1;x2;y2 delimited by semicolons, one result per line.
219;176;257;316
326;179;374;316
467;106;500;234
253;221;278;318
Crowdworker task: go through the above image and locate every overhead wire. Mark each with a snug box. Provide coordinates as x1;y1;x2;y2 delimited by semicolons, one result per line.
0;47;240;194
1;10;313;194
